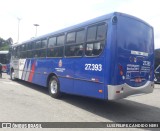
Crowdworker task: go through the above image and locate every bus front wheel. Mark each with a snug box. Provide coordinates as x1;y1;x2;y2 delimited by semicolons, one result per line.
48;76;61;98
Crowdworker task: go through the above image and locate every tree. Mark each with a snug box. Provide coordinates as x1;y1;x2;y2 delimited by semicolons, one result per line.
0;37;5;46
0;37;13;51
6;37;13;45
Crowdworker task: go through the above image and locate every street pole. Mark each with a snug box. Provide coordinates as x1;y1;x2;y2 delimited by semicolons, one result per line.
34;24;39;37
17;17;21;43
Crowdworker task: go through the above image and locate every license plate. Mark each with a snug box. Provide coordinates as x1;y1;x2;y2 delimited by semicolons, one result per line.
135;78;142;83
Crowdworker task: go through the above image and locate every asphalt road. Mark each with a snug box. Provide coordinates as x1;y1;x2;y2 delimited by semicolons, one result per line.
0;73;160;130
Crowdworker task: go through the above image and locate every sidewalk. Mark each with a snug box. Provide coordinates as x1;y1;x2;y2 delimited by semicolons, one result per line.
0;73;10;80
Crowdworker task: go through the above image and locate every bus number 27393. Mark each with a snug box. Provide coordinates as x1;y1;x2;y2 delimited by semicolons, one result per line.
85;64;102;71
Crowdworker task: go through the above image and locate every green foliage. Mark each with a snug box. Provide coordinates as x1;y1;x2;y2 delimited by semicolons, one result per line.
0;37;12;51
0;44;10;51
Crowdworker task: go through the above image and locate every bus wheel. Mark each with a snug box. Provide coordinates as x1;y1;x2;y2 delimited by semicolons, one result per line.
11;70;16;81
48;76;61;98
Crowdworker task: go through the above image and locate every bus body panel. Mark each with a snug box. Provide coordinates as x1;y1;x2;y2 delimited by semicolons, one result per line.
116;14;154;86
73;57;105;99
49;57;105;99
9;12;154;100
18;57;106;99
107;13;154;100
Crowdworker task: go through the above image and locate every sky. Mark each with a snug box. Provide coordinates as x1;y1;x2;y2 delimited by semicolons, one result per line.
0;0;159;48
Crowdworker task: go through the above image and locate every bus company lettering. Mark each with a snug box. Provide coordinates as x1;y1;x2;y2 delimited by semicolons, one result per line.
55;68;65;72
85;64;102;71
143;61;151;66
127;64;139;71
56;60;65;72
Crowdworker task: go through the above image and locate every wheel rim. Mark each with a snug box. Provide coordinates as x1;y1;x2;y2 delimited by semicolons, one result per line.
50;80;58;94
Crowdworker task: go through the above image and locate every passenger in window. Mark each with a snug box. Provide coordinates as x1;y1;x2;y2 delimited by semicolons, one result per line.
74;47;80;56
86;44;93;56
70;46;75;56
93;42;101;55
75;45;83;56
35;54;38;58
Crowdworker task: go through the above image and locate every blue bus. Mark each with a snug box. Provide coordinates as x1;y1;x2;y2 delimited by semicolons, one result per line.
10;12;154;100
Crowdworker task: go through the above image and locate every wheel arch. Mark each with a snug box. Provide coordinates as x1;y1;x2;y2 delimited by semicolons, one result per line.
46;73;59;88
47;72;62;98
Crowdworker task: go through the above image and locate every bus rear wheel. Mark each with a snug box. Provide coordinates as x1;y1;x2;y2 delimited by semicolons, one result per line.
48;76;61;98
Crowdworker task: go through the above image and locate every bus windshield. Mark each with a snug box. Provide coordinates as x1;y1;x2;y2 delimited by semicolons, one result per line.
0;52;9;64
0;51;9;72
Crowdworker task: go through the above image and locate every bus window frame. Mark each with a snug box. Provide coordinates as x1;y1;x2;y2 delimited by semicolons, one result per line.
65;28;85;58
84;22;107;57
47;34;65;58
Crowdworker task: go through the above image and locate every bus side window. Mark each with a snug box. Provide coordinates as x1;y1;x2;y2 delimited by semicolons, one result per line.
35;41;42;49
92;42;102;56
34;39;47;58
55;47;63;57
85;23;106;56
86;44;93;56
67;32;76;43
40;49;46;57
48;37;56;48
27;51;33;58
57;35;65;45
75;45;83;56
65;44;83;57
42;39;47;48
65;29;85;57
87;26;96;42
97;24;106;40
85;42;104;56
16;47;19;58
76;30;85;43
47;36;64;58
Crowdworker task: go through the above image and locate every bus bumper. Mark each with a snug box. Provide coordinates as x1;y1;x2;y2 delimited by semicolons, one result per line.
108;81;154;100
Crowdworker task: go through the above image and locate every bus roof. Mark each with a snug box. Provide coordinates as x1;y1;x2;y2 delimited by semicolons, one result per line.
0;50;9;54
12;12;153;46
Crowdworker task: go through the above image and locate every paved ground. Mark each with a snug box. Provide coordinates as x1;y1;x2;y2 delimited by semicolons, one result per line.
0;73;159;130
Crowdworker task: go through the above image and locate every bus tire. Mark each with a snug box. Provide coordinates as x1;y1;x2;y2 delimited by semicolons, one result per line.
48;76;61;98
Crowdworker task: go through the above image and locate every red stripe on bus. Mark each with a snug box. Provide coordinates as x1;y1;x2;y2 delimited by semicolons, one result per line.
28;61;36;82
